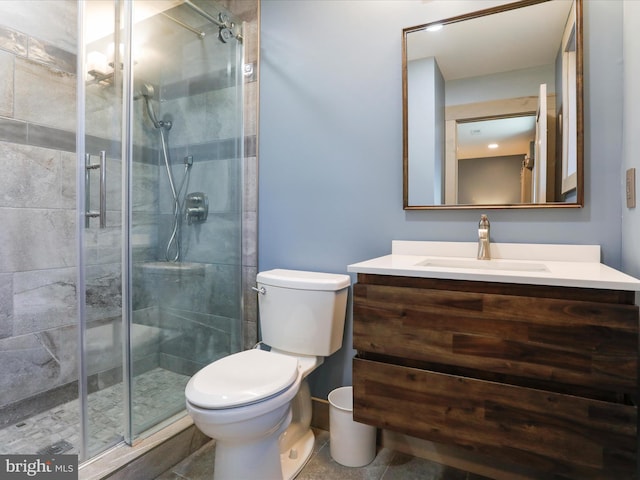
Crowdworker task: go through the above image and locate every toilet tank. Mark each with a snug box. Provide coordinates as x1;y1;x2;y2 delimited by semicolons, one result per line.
256;269;350;356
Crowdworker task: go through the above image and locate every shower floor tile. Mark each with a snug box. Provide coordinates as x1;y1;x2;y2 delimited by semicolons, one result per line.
0;368;189;456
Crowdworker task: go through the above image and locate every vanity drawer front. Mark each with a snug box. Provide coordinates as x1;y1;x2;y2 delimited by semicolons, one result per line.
353;358;637;480
353;282;639;393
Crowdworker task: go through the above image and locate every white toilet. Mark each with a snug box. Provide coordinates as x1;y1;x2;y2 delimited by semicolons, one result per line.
185;269;350;480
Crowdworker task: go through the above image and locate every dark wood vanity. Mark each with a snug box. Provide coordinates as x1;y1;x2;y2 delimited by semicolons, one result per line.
352;273;639;479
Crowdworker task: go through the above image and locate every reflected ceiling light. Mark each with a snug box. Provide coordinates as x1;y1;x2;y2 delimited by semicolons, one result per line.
488;143;499;149
426;23;443;32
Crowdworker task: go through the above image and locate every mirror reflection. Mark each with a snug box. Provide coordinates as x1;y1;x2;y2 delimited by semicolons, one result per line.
403;0;583;209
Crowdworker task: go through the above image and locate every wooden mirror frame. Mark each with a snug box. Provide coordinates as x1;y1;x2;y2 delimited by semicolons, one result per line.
402;0;583;210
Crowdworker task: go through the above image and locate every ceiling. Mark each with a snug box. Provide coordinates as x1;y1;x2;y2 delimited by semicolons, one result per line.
406;0;574;81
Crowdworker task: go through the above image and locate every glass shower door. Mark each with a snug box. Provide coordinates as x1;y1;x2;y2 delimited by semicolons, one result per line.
78;0;244;460
78;0;126;460
128;1;244;437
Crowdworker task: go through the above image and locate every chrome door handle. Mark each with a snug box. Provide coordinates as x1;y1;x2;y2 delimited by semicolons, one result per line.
251;286;266;295
85;150;106;228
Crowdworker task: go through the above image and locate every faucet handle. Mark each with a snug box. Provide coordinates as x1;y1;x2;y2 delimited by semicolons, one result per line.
479;214;490;227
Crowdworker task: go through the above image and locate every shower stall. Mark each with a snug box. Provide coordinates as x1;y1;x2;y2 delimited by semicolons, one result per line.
0;0;254;466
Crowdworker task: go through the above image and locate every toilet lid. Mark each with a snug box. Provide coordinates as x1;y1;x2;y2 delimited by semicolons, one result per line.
185;349;299;409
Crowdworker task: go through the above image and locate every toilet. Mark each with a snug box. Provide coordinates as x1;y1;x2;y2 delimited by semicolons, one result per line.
185;269;350;480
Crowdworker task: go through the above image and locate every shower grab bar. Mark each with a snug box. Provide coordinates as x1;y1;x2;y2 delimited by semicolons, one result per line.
85;151;106;229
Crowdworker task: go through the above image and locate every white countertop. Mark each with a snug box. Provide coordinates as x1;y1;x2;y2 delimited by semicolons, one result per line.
347;241;640;291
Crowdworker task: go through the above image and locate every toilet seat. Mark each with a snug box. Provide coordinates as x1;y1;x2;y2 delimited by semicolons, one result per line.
186;349;299;409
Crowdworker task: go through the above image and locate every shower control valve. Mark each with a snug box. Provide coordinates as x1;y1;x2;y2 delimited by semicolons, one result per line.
185;192;208;225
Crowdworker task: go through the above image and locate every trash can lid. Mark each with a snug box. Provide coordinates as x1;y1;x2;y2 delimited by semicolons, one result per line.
328;386;353;412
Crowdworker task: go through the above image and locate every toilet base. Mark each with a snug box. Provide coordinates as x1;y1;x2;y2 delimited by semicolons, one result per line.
212;408;292;480
280;429;314;480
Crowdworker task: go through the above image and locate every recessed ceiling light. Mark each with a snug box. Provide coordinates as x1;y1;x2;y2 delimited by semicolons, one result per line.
488;143;499;149
426;23;443;32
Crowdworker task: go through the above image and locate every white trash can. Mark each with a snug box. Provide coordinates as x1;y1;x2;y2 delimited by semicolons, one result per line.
328;386;376;467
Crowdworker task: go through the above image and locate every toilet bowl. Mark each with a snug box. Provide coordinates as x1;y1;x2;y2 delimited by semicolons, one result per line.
186;349;319;480
185;269;350;480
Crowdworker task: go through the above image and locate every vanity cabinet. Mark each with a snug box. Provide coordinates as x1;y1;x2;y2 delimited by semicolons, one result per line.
352;273;639;479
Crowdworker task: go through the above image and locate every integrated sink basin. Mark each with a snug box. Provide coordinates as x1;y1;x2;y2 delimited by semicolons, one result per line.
347;241;640;291
416;258;549;272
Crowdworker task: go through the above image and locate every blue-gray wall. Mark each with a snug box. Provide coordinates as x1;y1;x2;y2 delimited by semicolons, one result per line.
622;0;640;282
259;0;627;397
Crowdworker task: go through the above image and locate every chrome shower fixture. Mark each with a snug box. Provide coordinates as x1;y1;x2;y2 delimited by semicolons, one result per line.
140;84;172;131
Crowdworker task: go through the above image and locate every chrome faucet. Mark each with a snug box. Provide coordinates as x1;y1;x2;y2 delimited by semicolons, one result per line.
477;214;491;260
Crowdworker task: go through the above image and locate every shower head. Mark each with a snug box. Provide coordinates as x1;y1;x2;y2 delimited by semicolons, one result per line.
139;83;171;130
141;83;155;99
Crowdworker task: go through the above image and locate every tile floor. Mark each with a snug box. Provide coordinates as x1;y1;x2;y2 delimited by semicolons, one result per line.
0;368;189;457
156;429;491;480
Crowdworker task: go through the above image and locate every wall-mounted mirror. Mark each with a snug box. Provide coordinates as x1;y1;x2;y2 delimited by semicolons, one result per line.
403;0;583;210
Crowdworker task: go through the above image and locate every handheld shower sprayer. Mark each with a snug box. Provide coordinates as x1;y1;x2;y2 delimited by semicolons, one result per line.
137;83;190;262
140;84;172;130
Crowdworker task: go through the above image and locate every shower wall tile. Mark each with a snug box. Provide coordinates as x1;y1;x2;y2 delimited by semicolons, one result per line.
165;66;237;100
158;353;202;377
206;88;239;141
0;51;13;117
143;264;208;315
217;157;242;213
0;334;52;405
179;212;241;265
163;158;240;216
85;263;122;323
244;156;257;213
38;324;78;388
28;36;76;74
0;119;76;153
244;133;256;157
131;212;158;263
186;137;240;164
13;267;77;335
0;1;76;54
164;92;210;147
242;265;258;350
160;307;237;340
165;87;238;148
0;142;62;208
85;85;123;144
85;222;124;267
27;124;75;152
0;381;77;429
0;119;27;145
159;322;230;367
0;324;77;406
157;157;235;215
132;160;159;213
206;263;241;319
243;267;258;347
157;308;237;374
14;58;76;132
60;150;76;209
0;273;12;339
0;25;27;56
0;209;76;272
243;210;257;267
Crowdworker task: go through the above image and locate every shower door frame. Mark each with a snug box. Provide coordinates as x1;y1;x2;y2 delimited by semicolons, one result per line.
76;0;134;462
